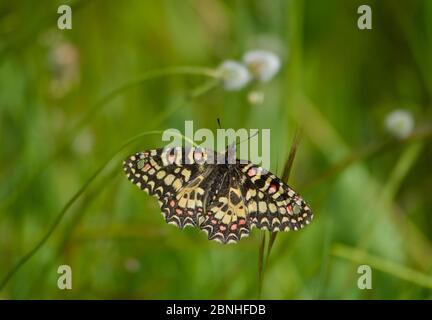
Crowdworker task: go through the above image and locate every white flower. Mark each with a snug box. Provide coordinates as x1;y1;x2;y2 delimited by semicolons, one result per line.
243;50;281;82
385;109;414;139
218;60;251;91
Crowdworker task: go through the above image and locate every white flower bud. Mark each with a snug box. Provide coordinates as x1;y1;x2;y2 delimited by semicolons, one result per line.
243;50;281;82
385;109;414;139
218;60;251;91
247;90;265;105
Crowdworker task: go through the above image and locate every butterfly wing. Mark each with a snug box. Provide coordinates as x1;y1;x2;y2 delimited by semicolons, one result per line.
197;168;251;244
124;148;314;243
238;163;313;232
123;147;213;228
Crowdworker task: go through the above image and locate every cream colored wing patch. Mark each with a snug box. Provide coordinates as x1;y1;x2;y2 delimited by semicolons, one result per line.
200;186;250;244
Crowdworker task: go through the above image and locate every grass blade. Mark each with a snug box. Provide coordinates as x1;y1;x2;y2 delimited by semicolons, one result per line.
258;129;302;298
0;67;219;209
258;232;266;299
0;129;198;291
333;243;432;290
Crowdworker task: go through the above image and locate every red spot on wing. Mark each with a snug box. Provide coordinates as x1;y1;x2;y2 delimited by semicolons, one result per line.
247;167;257;177
286;204;293;215
269;183;278;194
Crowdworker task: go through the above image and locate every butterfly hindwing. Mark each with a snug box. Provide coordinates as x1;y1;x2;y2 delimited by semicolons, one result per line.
161;172;209;228
198;170;250;244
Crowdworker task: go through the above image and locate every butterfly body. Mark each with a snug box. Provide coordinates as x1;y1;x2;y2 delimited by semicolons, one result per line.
123;147;313;244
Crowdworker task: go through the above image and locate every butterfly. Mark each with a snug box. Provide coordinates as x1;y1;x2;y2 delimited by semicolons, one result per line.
123;146;313;244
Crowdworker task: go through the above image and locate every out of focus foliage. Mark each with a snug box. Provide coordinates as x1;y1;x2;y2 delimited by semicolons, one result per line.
0;0;431;299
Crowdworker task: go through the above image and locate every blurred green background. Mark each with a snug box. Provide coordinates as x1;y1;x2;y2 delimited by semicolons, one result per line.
1;0;432;299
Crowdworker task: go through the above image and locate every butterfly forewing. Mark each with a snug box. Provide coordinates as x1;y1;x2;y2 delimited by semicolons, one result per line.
123;148;207;228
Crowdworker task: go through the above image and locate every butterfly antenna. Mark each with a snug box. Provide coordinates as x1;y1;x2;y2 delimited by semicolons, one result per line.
236;130;259;146
217;118;222;129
